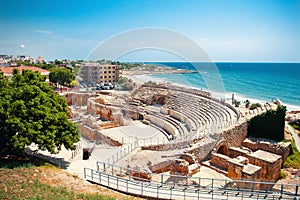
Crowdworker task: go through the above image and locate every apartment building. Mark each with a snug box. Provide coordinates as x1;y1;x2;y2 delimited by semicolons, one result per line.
80;62;120;83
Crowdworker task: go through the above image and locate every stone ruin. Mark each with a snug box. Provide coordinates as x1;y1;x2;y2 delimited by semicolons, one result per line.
62;83;289;185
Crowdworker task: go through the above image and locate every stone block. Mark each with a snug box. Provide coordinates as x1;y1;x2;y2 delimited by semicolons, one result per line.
149;160;173;173
179;153;196;165
188;163;201;175
170;159;189;175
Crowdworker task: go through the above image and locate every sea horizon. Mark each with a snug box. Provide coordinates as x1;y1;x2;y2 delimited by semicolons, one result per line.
138;62;300;111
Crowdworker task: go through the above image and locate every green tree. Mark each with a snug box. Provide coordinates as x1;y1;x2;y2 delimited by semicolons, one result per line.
248;105;286;141
0;70;79;156
70;80;79;87
49;67;75;85
249;103;262;110
35;63;56;70
54;59;63;65
117;77;128;85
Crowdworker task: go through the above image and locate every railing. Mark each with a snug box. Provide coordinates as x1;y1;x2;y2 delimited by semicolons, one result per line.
104;140;139;164
86;162;299;200
70;142;82;161
103;123;231;165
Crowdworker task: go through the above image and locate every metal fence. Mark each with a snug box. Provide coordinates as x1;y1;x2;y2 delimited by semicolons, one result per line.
86;161;299;200
104;140;139;164
70;141;82;161
99;124;229;165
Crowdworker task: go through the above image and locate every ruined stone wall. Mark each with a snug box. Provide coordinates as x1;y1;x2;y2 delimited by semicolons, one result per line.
121;109;140;120
80;124;98;141
211;153;229;170
80;124;122;146
87;98;125;124
242;138;291;163
61;92;94;106
218;122;248;147
228;147;282;182
141;140;191;151
227;160;244;179
187;139;218;162
247;153;282;182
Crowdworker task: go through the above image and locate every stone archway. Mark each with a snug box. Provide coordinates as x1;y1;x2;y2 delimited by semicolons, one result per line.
217;145;228;155
138;114;144;120
215;140;229;156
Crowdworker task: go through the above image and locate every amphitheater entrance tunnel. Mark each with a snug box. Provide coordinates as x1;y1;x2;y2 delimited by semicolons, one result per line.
215;141;229;156
138;114;144;120
217;145;228;155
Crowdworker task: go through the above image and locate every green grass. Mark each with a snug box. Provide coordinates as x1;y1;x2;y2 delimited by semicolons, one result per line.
0;155;51;169
283;138;300;168
0;167;115;200
290;123;300;131
0;156;116;200
279;169;286;179
289;121;300;137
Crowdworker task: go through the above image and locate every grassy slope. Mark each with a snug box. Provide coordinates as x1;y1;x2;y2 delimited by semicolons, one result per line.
0;166;115;200
289;121;300;137
283;138;300;168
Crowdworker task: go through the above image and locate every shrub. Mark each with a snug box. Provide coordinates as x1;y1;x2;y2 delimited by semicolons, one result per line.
233;100;240;107
279;170;286;179
247;105;286;141
249;103;261;110
289;120;300;131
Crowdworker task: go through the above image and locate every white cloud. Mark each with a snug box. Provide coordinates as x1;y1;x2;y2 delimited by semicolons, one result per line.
35;29;53;34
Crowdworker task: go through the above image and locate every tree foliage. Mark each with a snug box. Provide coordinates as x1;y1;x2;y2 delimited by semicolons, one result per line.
249;103;262;110
247;105;286;141
49;67;75;85
0;70;79;156
117;77;136;91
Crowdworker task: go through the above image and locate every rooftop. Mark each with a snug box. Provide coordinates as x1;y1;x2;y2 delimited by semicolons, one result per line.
0;66;49;76
251;150;282;163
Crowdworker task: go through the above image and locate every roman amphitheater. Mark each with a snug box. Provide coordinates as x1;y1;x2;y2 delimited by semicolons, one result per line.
62;83;298;199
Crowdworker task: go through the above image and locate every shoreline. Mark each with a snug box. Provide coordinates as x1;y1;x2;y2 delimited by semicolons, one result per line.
122;69;198;76
123;73;300;112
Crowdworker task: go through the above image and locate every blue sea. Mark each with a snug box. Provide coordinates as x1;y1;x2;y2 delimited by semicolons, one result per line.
144;62;300;111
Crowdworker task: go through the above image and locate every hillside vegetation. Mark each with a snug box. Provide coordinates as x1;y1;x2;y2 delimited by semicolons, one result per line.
0;158;138;200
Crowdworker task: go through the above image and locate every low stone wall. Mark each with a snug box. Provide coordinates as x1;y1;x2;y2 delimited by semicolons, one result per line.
141;140;191;151
211;153;230;170
80;124;122;146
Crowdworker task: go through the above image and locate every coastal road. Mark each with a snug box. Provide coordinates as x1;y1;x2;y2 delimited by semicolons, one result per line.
286;123;300;151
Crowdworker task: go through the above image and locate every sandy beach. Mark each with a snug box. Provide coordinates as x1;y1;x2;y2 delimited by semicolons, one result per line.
123;70;300;111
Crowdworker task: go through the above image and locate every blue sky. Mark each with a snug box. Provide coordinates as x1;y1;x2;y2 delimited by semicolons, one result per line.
0;0;299;62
